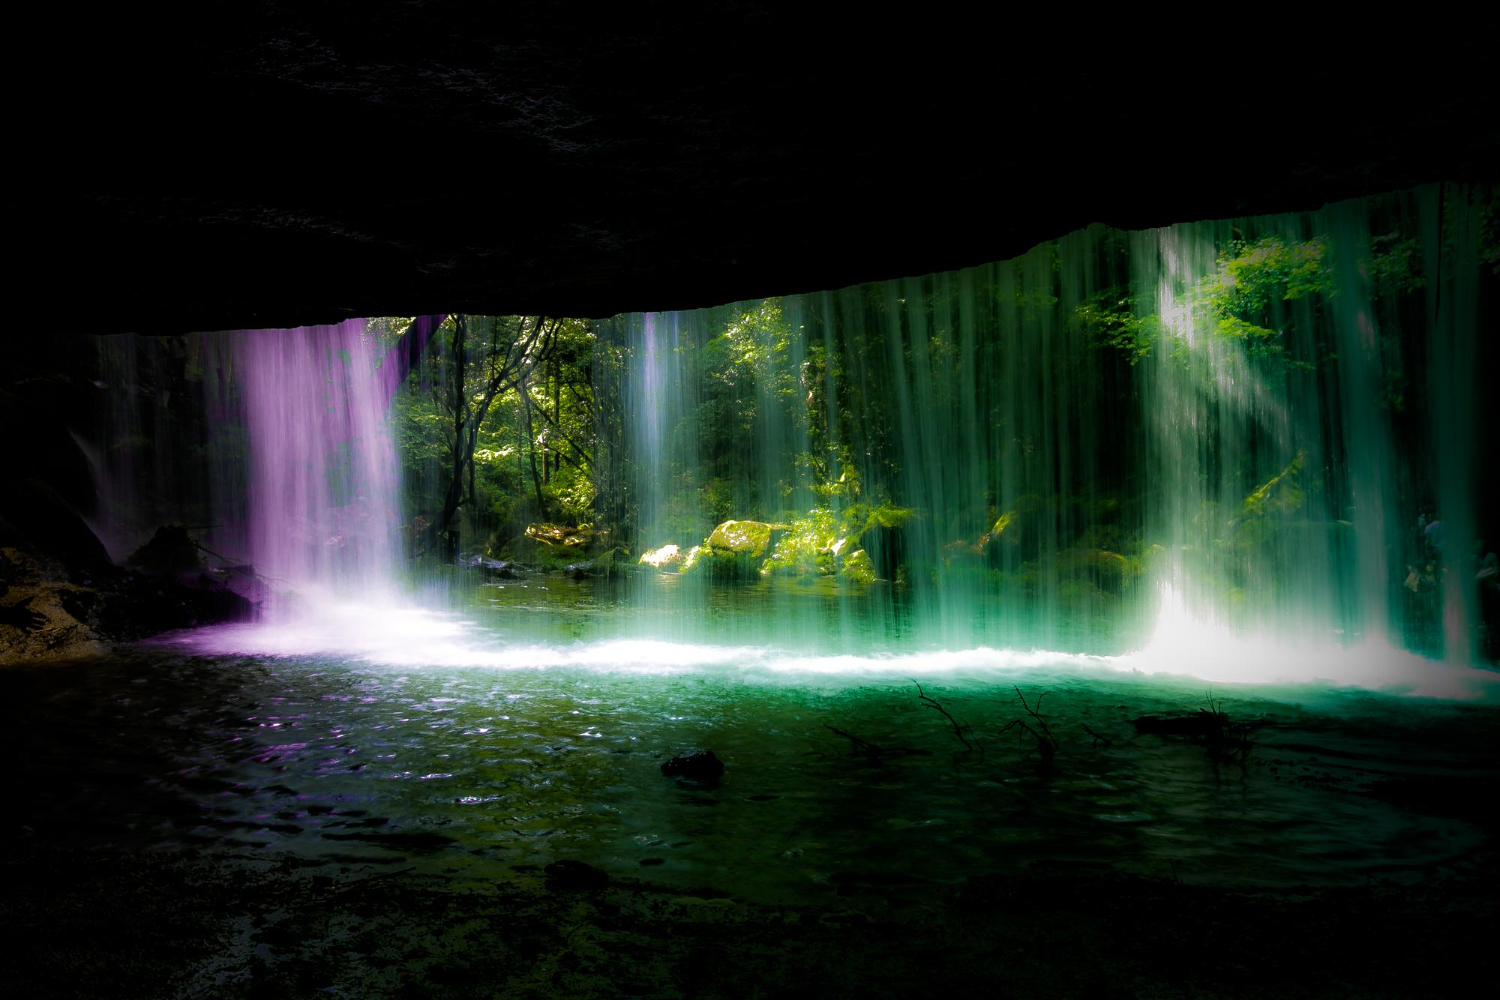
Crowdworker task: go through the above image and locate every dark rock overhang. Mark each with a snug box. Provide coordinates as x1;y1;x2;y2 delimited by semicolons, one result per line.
14;4;1499;334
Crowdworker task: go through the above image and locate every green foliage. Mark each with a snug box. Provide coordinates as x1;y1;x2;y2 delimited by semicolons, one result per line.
1476;184;1500;276
1241;451;1306;519
1073;289;1158;363
852;503;918;536
760;502;913;579
1370;234;1426;294
1211;236;1333;312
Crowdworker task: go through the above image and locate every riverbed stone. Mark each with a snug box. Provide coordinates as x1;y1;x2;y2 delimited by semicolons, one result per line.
469;555;521;579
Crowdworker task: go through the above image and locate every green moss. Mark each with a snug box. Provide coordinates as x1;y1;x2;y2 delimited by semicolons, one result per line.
1241;452;1306;518
706;520;779;557
679;544;707;573
761;508;840;577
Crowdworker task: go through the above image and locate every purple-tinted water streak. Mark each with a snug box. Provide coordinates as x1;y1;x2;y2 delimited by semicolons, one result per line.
236;321;401;614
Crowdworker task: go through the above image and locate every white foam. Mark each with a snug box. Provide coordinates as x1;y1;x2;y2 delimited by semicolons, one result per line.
158;592;1499;702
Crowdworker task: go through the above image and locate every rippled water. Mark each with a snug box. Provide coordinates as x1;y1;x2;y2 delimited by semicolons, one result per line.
6;578;1496;908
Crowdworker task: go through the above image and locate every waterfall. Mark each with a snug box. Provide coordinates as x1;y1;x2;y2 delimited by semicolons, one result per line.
231;320;401;615
94;186;1491;692
608;186;1494;671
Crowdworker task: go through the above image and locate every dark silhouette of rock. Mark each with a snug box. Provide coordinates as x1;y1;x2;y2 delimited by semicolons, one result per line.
660;750;725;781
0;479;111;572
128;525;204;575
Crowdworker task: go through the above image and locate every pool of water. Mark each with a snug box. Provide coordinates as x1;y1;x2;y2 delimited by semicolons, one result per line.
7;578;1497;909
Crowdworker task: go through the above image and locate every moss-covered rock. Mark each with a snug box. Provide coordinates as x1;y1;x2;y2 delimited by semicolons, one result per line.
944;512;1017;566
677;520;787;579
525;522;594;548
760;509;840;577
760;504;915;581
500;523;600;568
705;520;780;557
840;548;876;584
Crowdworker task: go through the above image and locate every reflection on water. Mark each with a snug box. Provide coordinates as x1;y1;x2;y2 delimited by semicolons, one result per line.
5;578;1496;907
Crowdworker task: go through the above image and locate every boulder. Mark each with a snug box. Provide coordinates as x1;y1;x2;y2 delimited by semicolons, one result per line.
706;520;779;558
638;543;683;570
128;525;203;575
0;548;106;663
680;520;786;578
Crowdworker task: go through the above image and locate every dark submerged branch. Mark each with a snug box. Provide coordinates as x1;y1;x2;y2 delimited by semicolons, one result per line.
823;724;931;762
1000;686;1058;761
913;680;977;753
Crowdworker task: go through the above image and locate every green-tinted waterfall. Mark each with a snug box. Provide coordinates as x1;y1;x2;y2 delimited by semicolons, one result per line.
600;185;1497;681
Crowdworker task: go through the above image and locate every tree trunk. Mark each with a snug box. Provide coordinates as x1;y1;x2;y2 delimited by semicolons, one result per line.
521;368;546;517
440;315;468;560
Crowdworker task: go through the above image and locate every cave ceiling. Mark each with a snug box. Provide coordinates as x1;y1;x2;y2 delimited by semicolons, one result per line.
14;4;1499;334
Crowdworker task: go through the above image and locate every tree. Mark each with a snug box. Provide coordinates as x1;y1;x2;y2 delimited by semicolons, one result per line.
432;314;558;559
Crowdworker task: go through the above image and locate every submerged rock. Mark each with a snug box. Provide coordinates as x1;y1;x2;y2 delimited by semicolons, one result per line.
544;859;609;891
661;749;725;781
469;555;521;579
